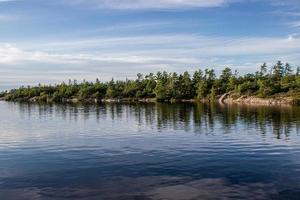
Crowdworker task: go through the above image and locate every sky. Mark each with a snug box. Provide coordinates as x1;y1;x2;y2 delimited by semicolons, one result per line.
0;0;300;86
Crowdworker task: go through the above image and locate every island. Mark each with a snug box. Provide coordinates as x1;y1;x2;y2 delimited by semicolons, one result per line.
1;61;300;106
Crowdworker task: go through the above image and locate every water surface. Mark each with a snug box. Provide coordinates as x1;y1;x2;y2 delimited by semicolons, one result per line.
0;102;300;200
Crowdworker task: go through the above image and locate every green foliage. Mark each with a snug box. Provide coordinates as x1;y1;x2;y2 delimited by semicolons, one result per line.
210;87;216;101
3;61;300;102
196;80;208;99
177;71;193;99
154;78;167;100
236;85;242;96
227;76;237;92
259;63;268;77
297;67;300;76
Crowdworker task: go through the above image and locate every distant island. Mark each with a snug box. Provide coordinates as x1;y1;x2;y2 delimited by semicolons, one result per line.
1;61;300;105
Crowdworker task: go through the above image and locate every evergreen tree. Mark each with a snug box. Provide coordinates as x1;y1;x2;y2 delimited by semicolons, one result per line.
296;67;300;76
3;61;300;103
272;61;284;78
196;80;208;99
180;71;193;99
284;63;293;76
259;63;268;78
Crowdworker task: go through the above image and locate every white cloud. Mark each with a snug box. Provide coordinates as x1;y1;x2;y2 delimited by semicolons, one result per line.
0;0;17;3
270;0;300;6
290;21;300;28
1;34;300;84
23;34;300;57
0;15;16;22
69;0;230;10
2;34;300;66
0;42;201;65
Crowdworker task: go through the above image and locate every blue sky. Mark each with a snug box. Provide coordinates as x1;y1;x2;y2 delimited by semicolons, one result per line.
0;0;300;86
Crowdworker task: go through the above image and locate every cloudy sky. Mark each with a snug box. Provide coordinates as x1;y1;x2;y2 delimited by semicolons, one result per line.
0;0;300;86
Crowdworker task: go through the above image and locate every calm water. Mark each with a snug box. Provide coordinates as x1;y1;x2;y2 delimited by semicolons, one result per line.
0;101;300;200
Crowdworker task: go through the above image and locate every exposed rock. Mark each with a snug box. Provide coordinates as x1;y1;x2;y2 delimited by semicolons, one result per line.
70;98;79;103
29;97;39;102
221;92;295;106
102;98;122;103
218;91;235;104
138;98;156;103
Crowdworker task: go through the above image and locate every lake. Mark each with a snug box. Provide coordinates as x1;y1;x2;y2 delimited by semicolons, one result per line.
0;101;300;200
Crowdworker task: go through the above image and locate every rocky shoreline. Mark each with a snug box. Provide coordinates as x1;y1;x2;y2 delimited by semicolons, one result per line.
219;92;297;106
224;96;295;105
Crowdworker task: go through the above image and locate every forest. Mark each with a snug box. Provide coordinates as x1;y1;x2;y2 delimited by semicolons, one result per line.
1;61;300;103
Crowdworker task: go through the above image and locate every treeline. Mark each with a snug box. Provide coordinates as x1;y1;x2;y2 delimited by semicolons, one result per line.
2;61;300;102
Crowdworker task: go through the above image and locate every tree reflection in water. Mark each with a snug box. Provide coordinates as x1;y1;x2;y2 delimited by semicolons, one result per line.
13;102;300;140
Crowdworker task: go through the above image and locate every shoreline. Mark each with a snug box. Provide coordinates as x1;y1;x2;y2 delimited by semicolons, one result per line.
1;95;299;106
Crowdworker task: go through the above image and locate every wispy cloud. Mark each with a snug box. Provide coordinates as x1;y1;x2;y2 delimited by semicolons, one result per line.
290;21;300;28
0;42;202;65
22;34;300;56
0;0;18;3
68;0;230;10
1;33;299;85
2;34;300;65
0;15;17;22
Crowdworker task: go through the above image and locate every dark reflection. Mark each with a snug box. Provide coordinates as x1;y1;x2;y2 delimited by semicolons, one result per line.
12;102;300;139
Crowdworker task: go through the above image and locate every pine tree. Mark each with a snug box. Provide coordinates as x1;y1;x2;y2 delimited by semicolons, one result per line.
259;63;268;78
296;67;300;76
284;63;293;75
196;80;208;99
